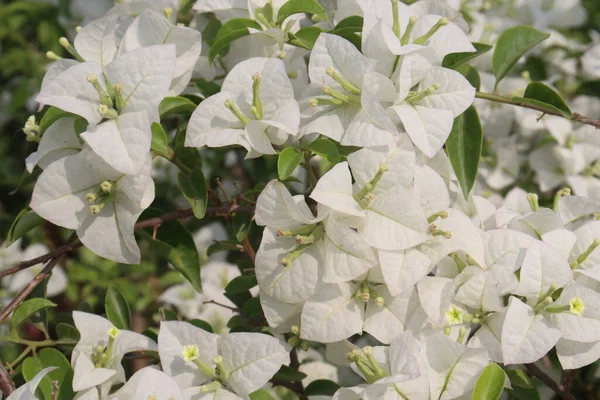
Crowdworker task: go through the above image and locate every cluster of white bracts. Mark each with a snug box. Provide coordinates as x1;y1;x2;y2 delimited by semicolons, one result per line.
14;0;600;399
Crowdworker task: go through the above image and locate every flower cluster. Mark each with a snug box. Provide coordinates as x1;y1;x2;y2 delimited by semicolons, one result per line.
3;0;600;399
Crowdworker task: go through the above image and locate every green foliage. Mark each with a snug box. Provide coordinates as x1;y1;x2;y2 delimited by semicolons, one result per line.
445;106;483;200
6;208;43;246
178;166;209;219
276;0;329;24
22;348;75;400
209;18;263;62
472;363;506;400
12;298;56;329
105;285;132;330
278;147;303;180
492;25;550;89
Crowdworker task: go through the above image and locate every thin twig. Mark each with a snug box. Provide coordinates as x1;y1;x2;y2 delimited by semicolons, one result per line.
0;360;15;397
0;205;254;280
526;363;572;400
0;257;61;324
203;300;241;313
476;91;600;129
241;237;256;263
51;381;59;400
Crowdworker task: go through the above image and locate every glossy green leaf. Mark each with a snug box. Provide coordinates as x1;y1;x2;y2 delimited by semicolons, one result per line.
278;147;303;179
308;138;340;164
273;364;308;381
56;323;80;341
38;107;74;134
249;388;277;400
446;106;483;200
22;348;75;400
190;319;214;333
330;16;363;35
6;208;43;246
150;122;171;158
209;18;262;63
174;129;203;171
159;96;197;119
12;298;56;329
276;0;329;24
178;166;208;219
442;42;493;69
105;285;131;330
455;64;481;91
513;82;572;118
226;275;258;293
242;297;263;317
305;379;341;396
207;240;239;257
492;25;550;88
288;26;324;49
141;209;202;293
472;363;505;400
506;369;534;389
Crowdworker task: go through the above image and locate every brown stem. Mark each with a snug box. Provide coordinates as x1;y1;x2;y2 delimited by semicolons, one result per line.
0;205;254;280
241;236;256;263
203;300;241;313
476;91;600;129
0;360;15;397
526;363;573;400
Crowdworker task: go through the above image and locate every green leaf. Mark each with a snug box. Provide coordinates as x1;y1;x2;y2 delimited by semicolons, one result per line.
243;297;263;317
209;18;262;63
278;147;303;180
445;106;483;200
141;209;202;293
273;364;308;381
506;369;534;389
330;16;363;35
513;82;572;118
442;42;493;69
12;298;56;329
249;388;277;400
276;0;329;24
190;319;214;333
232;211;253;242
174;129;203;171
492;25;550;88
308;138;340;164
305;379;341;396
472;363;506;400
105;285;131;330
455;64;481;91
178;166;208;219
288;26;324;50
225;275;258;293
150;122;171;158
38;107;73;134
22;348;75;400
56;323;80;341
159;96;197;119
6;208;43;246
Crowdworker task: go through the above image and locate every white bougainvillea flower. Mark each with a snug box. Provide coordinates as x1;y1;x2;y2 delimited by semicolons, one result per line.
109;367;185;400
582;43;600;79
310;162;365;217
71;311;157;393
107;0;180;22
158;321;290;398
118;10;203;95
36;45;176;174
6;367;57;400
30;147;154;264
186;57;300;157
300;33;399;147
388;64;475;157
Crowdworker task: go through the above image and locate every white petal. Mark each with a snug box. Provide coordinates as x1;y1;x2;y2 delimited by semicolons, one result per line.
501;297;561;365
218;333;290;398
301;282;365;343
310;162;364;217
74;15;119;65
